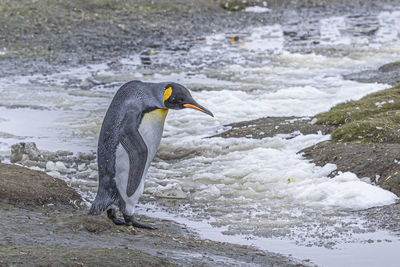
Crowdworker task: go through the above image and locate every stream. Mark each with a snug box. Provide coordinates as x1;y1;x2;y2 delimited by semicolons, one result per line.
1;7;400;267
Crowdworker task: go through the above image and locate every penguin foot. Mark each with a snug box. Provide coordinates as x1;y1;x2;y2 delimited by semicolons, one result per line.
107;209;126;226
123;214;157;230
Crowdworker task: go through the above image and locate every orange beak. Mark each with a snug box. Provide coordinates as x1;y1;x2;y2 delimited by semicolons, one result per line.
183;103;214;117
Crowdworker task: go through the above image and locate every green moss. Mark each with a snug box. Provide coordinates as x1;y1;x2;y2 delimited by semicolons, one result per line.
315;84;400;143
219;0;246;11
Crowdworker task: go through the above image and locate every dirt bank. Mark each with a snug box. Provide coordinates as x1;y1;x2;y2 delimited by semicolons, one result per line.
0;163;83;209
212;116;335;139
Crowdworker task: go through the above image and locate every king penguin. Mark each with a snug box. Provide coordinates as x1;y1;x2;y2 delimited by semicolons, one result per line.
88;80;213;229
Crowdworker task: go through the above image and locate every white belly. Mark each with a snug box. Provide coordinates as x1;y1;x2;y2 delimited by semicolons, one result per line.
114;109;167;215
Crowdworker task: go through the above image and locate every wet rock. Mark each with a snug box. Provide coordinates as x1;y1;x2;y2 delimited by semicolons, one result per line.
155;184;187;199
63;168;77;174
344;61;400;86
80;77;102;90
76;169;97;180
11;142;41;163
55;150;73;156
78;163;87;171
55;161;67;171
47;170;63;179
10;142;97;180
22;160;46;169
46;161;57;171
88;162;98;171
0;163;82;209
89;171;98;180
381;172;400;197
77;152;96;162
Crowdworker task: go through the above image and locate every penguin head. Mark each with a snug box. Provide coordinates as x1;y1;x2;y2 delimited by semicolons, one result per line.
162;83;214;117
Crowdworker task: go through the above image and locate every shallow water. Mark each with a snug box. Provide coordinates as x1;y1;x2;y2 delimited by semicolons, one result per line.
1;7;400;266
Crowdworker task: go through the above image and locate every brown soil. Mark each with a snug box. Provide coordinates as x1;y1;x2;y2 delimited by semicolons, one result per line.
0;163;82;209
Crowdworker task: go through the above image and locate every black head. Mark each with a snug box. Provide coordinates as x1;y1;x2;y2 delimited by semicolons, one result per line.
163;83;214;117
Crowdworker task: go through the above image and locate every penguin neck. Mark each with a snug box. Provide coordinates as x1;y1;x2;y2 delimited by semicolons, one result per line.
139;108;169;140
141;108;168;122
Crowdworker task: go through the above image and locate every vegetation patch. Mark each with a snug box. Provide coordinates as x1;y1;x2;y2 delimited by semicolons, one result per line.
315;84;400;142
219;0;247;11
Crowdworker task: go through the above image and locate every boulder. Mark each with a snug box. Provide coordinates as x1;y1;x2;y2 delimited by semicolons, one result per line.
10;142;41;163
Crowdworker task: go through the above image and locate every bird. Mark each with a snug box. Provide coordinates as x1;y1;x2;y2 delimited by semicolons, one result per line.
88;80;213;229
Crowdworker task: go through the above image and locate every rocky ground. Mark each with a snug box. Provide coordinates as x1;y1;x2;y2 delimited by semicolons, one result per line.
0;0;270;77
1;0;398;77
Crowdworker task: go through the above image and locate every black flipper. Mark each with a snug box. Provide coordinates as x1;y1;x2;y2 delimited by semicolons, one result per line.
119;110;148;198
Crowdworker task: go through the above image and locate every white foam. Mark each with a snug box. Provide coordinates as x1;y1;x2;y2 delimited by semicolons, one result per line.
320;17;351;45
245;6;270;13
148;133;397;232
287;171;397;209
376;11;400;43
242;24;284;52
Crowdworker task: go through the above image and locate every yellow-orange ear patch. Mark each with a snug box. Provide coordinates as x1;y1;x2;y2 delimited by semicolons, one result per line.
163;87;172;104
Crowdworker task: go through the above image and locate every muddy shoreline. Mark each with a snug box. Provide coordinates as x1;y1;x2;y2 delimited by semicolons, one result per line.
0;163;307;266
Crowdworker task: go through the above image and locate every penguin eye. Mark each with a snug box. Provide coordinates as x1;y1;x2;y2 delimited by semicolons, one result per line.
177;97;184;103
